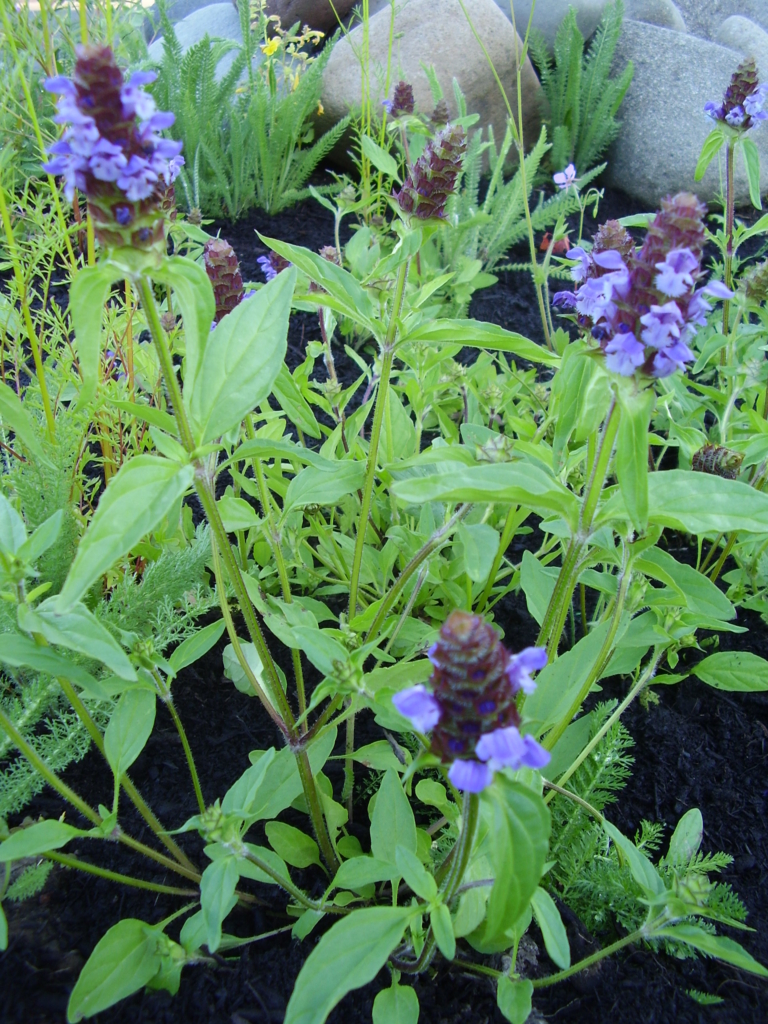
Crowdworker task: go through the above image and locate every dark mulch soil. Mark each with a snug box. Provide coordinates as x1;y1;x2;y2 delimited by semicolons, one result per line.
3;178;768;1023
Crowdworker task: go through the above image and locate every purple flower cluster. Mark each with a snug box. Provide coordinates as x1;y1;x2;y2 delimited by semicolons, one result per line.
392;610;549;793
393;123;466;220
705;57;768;130
257;250;292;282
553;195;733;379
42;46;182;249
382;80;415;118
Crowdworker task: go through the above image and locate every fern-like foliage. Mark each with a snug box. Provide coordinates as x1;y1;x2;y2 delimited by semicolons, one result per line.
528;0;633;173
148;2;349;217
5;860;53;902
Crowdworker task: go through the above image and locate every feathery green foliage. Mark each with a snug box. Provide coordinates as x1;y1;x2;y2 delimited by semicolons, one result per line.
148;2;349;218
5;860;53;902
529;0;633;173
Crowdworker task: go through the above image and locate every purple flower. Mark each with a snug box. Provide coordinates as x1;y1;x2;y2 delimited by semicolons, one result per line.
257;255;278;282
604;332;646;376
654;248;698;297
704;100;723;121
725;104;746;126
745;82;768;117
552;290;578;308
703;279;735;299
553;163;577;189
392;685;442;732
651;338;695;378
448;759;493;793
705;58;766;131
639;301;684;349
506;647;548;696
565;246;590;283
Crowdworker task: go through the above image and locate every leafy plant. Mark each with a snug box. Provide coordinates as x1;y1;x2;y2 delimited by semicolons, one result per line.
148;0;350;217
529;0;633;174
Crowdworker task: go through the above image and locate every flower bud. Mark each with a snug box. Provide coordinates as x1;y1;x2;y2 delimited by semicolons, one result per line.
394;123;466;220
385;80;415;118
705;57;768;130
691;444;743;480
204;238;245;323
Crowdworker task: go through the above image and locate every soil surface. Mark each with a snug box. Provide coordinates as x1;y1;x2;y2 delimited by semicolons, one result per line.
3;178;768;1023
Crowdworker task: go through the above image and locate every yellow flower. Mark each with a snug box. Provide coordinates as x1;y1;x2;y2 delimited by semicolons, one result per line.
317;100;324;116
260;37;280;57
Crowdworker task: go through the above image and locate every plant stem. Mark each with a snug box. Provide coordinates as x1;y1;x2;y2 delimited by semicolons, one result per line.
723;139;735;338
542;780;604;823
44;851;198;897
349;257;409;617
56;676;197;872
152;670;205;814
478;504;523;612
532;928;644;987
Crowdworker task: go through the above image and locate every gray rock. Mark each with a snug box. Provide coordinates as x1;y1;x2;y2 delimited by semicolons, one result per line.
490;0;612;50
322;0;543;159
147;4;250;80
604;20;768;206
625;0;686;32
716;16;768;78
673;1;768;40
144;0;216;44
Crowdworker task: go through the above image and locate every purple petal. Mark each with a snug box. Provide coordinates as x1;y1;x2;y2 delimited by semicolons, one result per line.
592;250;626;271
391;685;441;732
127;70;157;87
520;734;551;770
448;759;493;793
43;75;75;94
475;725;527;767
514;646;548;673
552;290;577;308
702;280;734;299
604;333;646;376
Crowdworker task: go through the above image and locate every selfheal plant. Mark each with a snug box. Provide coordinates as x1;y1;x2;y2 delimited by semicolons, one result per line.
383;80;415;118
203;238;256;323
705;57;768;131
553;196;733;378
393;123;466;220
43;45;183;252
393;610;549;792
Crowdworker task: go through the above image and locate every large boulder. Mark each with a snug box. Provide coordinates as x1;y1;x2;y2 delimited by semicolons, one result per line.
321;0;543;159
604;20;768;207
147;4;247;79
716;16;768;79
673;1;768;40
625;0;686;32
490;0;612;50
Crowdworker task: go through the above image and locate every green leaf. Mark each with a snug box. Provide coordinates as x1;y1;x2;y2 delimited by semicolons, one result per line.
265;821;321;869
496;977;533;1024
549;343;593;472
531;886;570;969
104;688;156;778
262;235;376;329
283;462;367;514
667;808;703;867
692;651;768;692
16;510;63;565
430;902;456;961
402;319;559;367
272;364;321;439
290;627;350;677
395;844;437;902
393;463;579;528
520;550;557;626
636;548;734;621
69;263;122;407
332;856;398;891
372;982;419;1024
617;471;768;535
0;493;26;553
615;389;653;532
187;267;295;443
655;924;768;978
0;903;7;951
371;768;417;865
0;632;100;689
604;821;664;896
0;380;50;466
67;919;164;1021
458;522;500;583
21;598;136;681
220;748;276;818
284;907;413;1024
200;855;239;953
360;134;400;179
58;456;195;609
0;819;85;862
217;494;260;531
168;619;226;673
694;128;725;181
741;136;762;210
483;777;550;942
153;256;215;394
236;728;336;821
108;399;178;435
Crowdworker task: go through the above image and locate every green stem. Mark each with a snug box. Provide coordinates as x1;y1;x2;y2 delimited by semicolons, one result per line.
478;504;522;613
532;928;645;988
542;780;604;823
44;851;198;897
546;647;663;801
348;257;409;617
57;676;197;872
543;553;632;752
364;503;472;642
152;669;205;814
295;745;340;873
723;139;735;339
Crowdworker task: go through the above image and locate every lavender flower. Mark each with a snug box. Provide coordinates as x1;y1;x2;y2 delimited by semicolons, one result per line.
43;46;183;251
553;163;577;189
392;610;549;793
553;193;734;379
383;80;415;118
257;251;291;282
705;57;768;131
393;123;466;220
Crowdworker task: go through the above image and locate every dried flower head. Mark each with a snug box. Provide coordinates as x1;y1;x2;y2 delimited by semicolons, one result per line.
204;239;245;323
592;219;634;262
43;45;183;251
393;123;466;220
430;98;450;127
705;57;768;130
318;244;341;265
742;257;768;303
691;444;743;480
383;80;415;118
553;193;733;379
392;610;549;792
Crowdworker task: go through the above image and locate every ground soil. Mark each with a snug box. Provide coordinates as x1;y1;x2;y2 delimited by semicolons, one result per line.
2;178;768;1023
